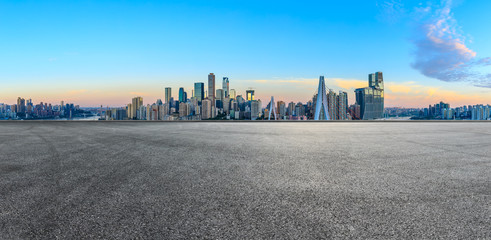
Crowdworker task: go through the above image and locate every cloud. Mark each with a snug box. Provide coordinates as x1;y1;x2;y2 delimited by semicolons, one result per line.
409;0;491;87
382;81;491;107
331;79;366;90
377;0;405;24
386;83;413;94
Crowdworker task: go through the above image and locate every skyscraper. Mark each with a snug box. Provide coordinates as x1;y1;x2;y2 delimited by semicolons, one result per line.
179;87;187;102
246;90;255;101
222;77;229;98
165;87;172;104
201;99;212;119
194;82;204;102
132;96;143;120
208;73;215;106
314;76;329;120
355;72;384;120
338;91;348;120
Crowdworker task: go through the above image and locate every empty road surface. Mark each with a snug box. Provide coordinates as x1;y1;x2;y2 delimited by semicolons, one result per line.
0;122;490;239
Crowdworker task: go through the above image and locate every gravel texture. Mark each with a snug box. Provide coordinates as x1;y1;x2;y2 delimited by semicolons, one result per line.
0;121;490;239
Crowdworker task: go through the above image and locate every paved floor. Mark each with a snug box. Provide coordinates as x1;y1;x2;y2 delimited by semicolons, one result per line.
0;122;490;239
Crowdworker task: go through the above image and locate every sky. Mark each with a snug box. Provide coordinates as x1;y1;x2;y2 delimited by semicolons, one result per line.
0;0;490;107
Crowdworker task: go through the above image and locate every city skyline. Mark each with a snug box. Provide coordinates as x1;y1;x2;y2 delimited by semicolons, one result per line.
1;0;491;107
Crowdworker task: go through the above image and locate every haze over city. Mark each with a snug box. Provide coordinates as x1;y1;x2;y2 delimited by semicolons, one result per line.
1;0;491;107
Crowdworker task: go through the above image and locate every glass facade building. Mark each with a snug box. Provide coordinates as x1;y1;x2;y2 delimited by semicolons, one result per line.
194;82;205;103
355;72;384;120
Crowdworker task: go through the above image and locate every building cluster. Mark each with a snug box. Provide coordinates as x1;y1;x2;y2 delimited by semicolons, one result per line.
7;71;490;121
103;72;385;121
418;102;491;120
104;73;267;120
0;97;83;120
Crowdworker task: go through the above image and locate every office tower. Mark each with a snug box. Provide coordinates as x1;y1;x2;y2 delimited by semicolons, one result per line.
16;97;26;114
223;98;231;114
179;87;186;102
268;97;277;120
127;103;132;119
328;89;338;120
246;90;255;101
194;82;205;102
251;100;260;120
215;89;224;109
295;102;305;117
277;101;286;119
165;87;172;104
314;76;329;120
201;99;212;119
179;102;188;118
229;89;236;100
288;102;295;116
208;73;215;106
355;72;384;120
338;91;348;120
222;77;230;98
131;96;143;120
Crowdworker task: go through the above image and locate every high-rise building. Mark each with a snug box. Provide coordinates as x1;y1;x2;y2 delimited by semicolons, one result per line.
201;99;212;119
165;87;172;104
295;102;305;117
178;87;187;103
246;90;255;101
132;96;143;120
288;102;295;116
222;77;229;98
277;101;286;119
179;102;189;118
355;72;384;120
251;100;260;120
194;82;204;102
208;73;215;106
16;97;26;114
328;89;338;120
229;89;236;100
338;91;348;120
215;89;224;109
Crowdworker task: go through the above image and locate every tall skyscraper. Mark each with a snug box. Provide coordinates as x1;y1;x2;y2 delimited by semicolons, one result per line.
179;87;187;102
132;96;143;120
208;73;215;106
355;72;384;120
222;77;229;98
314;76;329;120
165;87;172;104
338;91;348;120
16;97;26;114
277;101;286;119
251;100;260;120
246;90;255;101
194;82;204;102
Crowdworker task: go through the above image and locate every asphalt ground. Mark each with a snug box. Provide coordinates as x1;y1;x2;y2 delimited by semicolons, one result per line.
0;122;490;239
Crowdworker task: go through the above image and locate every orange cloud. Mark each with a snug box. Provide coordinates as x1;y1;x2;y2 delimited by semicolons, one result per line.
332;79;366;90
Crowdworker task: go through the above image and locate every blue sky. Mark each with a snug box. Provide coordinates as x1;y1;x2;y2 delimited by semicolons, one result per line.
1;0;490;107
